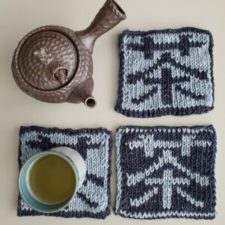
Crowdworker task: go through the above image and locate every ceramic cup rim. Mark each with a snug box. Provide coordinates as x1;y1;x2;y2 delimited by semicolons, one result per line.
18;149;80;213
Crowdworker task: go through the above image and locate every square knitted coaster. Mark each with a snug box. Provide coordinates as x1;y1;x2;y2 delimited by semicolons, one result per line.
115;27;214;117
17;126;112;219
115;126;216;219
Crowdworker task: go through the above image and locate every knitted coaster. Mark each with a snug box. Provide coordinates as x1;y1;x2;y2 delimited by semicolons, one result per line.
115;126;216;219
115;27;214;117
17;126;112;219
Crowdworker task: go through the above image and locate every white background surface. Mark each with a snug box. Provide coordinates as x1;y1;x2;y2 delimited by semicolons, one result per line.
0;0;224;224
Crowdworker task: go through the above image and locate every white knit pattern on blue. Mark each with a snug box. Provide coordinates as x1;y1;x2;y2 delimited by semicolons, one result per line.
17;126;112;219
115;27;214;117
115;126;216;219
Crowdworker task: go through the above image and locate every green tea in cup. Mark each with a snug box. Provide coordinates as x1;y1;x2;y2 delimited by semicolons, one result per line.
29;154;76;205
18;147;86;213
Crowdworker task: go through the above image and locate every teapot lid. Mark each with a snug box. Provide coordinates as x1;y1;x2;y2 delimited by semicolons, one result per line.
17;30;78;90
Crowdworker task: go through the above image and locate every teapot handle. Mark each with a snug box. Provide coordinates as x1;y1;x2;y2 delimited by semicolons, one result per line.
76;0;126;53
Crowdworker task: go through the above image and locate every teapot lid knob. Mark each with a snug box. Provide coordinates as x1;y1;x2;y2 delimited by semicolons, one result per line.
54;67;68;84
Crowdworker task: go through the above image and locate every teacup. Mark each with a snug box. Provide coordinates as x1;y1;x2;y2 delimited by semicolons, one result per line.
18;147;86;213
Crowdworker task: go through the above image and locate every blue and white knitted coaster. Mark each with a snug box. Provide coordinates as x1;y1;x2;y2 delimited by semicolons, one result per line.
115;126;216;219
115;27;214;117
17;126;112;219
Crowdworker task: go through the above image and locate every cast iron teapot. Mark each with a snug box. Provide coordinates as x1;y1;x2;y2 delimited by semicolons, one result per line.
12;0;126;107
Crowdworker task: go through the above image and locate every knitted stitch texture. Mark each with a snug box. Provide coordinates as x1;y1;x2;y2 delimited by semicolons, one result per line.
115;27;214;117
115;126;216;219
17;126;112;219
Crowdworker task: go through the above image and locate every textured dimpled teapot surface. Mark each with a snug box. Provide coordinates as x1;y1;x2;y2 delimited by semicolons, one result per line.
18;30;78;90
12;26;92;103
12;0;126;105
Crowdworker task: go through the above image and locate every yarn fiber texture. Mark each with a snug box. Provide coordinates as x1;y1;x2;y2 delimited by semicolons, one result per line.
17;126;112;219
115;126;216;219
115;27;214;117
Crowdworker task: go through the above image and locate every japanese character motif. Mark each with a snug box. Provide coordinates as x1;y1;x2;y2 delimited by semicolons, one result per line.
18;126;112;218
116;126;216;219
115;28;214;117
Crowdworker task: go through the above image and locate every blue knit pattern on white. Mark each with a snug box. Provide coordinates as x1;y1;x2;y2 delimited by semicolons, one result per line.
17;126;112;219
115;27;214;117
115;126;216;219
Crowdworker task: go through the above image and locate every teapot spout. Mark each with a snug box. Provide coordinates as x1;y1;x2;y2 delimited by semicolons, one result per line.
76;0;126;53
67;78;96;108
84;96;96;108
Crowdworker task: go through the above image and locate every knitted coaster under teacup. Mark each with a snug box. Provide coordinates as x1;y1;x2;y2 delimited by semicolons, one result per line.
115;27;214;117
115;126;216;219
17;126;112;219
